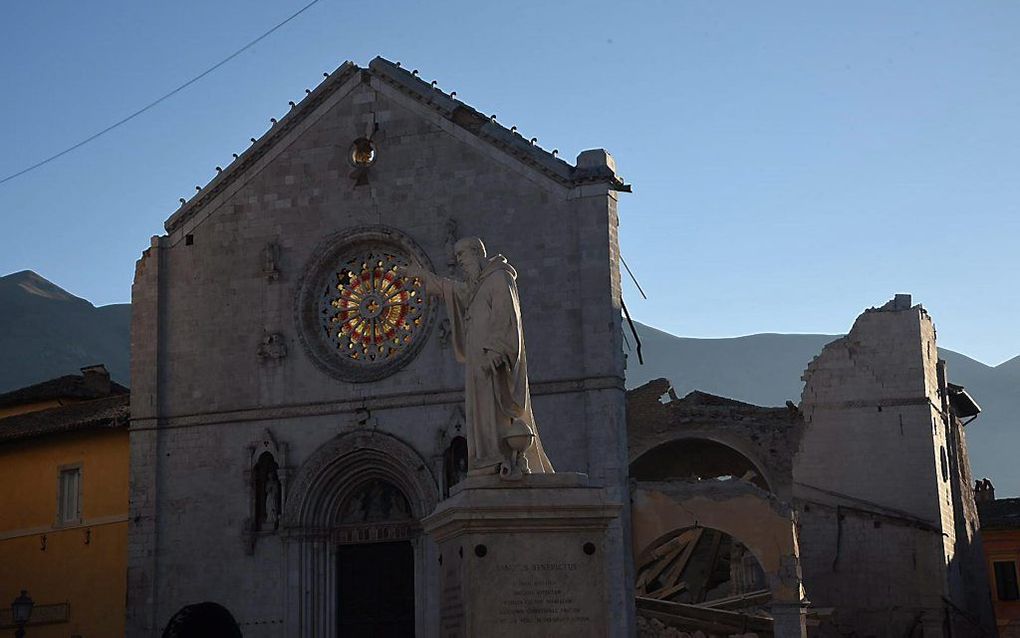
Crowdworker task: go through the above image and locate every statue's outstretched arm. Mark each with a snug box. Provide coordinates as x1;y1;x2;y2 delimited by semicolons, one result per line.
405;259;442;298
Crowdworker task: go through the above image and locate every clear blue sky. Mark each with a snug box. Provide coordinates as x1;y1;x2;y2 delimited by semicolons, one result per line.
2;1;1017;365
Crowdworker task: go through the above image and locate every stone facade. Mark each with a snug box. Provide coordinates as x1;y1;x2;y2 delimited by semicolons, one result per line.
128;57;633;637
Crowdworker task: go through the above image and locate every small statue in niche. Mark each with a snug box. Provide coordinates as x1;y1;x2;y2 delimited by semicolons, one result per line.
264;471;280;530
443;436;469;497
261;242;280;281
253;451;281;532
257;332;287;361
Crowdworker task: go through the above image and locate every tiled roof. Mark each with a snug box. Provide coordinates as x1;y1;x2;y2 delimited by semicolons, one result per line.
165;56;628;233
978;498;1020;530
0;394;129;444
0;373;128;409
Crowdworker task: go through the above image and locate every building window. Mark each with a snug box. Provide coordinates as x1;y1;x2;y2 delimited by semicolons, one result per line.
993;561;1020;601
58;466;81;524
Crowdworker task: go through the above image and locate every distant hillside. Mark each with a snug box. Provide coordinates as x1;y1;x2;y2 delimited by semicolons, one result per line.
625;324;836;406
627;321;1020;497
0;271;130;391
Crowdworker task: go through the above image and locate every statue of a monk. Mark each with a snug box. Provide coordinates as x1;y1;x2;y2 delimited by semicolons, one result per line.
411;237;553;479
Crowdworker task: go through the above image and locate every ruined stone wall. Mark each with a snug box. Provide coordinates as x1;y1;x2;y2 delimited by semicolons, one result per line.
797;502;948;635
627;380;802;500
944;404;997;633
795;297;995;637
797;299;949;522
624;298;994;636
128;64;632;637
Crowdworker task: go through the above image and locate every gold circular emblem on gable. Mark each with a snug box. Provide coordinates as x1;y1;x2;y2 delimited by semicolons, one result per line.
350;138;376;167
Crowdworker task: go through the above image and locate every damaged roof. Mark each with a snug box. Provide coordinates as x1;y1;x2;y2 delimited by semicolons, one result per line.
165;56;629;233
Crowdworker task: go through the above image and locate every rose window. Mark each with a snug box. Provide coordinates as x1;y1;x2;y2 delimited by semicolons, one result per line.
298;227;435;382
321;250;425;363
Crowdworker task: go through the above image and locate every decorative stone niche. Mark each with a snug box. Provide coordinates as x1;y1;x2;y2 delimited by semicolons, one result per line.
244;428;289;554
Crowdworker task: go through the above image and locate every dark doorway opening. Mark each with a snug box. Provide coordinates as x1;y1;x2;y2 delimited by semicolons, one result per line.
161;602;242;638
337;541;415;637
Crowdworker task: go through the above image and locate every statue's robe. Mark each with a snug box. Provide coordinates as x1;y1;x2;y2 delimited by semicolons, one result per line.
439;256;553;474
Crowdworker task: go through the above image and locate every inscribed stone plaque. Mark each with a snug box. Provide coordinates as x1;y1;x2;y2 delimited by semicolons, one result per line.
424;474;622;637
439;531;607;637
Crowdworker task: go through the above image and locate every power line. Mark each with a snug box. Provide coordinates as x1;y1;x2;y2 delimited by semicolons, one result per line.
0;0;325;187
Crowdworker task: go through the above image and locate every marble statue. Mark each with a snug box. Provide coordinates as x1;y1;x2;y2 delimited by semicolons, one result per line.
264;472;280;529
411;237;553;480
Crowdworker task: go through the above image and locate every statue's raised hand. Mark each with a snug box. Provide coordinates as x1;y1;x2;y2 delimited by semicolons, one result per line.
404;258;437;294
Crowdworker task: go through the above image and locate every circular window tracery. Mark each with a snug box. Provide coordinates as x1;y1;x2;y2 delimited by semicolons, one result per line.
297;227;435;383
324;249;424;362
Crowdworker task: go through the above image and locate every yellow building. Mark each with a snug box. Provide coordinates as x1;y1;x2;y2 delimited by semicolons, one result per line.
977;482;1020;638
0;365;129;637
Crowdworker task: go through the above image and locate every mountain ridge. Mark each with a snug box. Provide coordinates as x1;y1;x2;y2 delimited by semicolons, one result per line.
0;270;130;391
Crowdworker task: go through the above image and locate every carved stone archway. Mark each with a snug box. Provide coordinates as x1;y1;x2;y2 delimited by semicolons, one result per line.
282;430;440;637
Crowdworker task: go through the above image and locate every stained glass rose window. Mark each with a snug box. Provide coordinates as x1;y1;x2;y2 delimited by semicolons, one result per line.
323;249;424;362
297;227;435;382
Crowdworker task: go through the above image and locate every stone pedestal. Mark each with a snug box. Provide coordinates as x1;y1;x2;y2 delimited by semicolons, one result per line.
422;473;622;637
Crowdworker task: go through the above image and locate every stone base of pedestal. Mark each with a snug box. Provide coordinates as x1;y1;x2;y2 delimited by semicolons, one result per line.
422;472;622;638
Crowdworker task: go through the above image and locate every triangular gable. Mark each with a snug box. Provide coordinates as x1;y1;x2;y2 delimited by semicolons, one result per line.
164;57;627;234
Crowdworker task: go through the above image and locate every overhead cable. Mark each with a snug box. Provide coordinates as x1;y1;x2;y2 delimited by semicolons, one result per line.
0;0;325;187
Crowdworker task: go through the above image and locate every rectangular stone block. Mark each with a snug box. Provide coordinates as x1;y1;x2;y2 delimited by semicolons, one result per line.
424;474;623;637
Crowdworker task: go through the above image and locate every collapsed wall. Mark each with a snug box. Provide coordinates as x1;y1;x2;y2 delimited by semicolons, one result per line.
794;295;995;637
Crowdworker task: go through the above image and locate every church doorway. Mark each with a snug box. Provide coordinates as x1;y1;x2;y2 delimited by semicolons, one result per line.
283;431;441;635
337;541;415;637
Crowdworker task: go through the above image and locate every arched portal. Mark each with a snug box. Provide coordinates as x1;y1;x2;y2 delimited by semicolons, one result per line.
282;430;440;637
631;437;773;493
161;602;242;638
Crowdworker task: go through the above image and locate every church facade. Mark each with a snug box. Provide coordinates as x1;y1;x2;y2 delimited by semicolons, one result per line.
127;58;633;636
